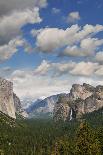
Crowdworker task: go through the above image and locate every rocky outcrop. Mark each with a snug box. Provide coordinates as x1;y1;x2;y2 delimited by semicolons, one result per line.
53;102;70;122
13;93;28;118
0;77;27;118
69;83;95;100
53;83;103;122
0;78;16;118
26;94;68;118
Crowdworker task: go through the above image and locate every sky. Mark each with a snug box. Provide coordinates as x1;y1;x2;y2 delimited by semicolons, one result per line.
0;0;103;103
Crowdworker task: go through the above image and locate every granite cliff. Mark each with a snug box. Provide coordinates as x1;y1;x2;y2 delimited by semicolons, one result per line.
26;94;65;118
53;83;103;122
0;77;27;118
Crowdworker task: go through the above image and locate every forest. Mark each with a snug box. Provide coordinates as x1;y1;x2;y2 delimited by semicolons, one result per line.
0;108;103;155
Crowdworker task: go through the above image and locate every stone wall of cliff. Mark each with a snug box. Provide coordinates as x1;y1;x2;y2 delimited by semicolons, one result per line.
0;77;16;118
53;83;103;122
0;77;28;118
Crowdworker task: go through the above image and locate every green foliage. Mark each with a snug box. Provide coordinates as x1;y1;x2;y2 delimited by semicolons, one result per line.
0;108;103;155
51;135;75;155
75;121;101;155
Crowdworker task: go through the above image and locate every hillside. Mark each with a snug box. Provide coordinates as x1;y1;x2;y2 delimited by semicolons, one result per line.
0;108;103;155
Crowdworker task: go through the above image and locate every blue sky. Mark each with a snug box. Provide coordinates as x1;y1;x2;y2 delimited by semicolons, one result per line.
1;0;103;69
0;0;103;101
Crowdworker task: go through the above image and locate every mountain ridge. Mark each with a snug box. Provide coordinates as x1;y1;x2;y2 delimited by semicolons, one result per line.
53;83;103;122
26;83;103;121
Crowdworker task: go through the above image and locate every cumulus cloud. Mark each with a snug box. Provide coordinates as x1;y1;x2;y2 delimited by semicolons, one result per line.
36;25;80;52
1;60;102;102
34;60;51;75
7;61;103;101
0;0;47;16
0;67;13;78
31;29;43;37
95;65;103;76
63;38;103;57
33;60;76;77
35;24;103;54
52;8;61;14
33;60;101;77
51;62;76;77
0;36;30;62
70;62;99;76
67;11;80;23
63;45;91;57
35;60;103;78
9;69;70;100
0;6;42;61
95;51;103;62
0;8;42;45
0;0;47;63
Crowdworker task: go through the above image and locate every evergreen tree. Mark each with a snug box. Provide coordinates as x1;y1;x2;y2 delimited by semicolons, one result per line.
75;121;101;155
51;136;74;155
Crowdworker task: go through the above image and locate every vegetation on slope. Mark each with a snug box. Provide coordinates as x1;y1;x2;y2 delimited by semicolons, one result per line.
0;108;103;155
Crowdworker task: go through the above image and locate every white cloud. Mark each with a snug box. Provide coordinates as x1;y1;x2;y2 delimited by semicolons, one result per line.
70;62;99;76
31;29;43;37
33;60;76;77
51;61;76;77
63;45;91;57
0;0;47;62
80;38;103;50
52;8;61;14
32;60;100;78
67;11;80;23
0;0;47;16
36;25;80;52
2;60;102;102
8;64;103;101
35;24;103;54
0;36;30;62
9;69;70;100
95;65;103;76
0;67;13;78
0;8;42;45
63;38;103;57
95;51;103;62
34;60;51;75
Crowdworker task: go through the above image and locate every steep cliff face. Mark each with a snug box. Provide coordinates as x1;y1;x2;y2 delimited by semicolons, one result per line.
0;77;27;118
13;93;28;118
53;102;70;122
53;83;103;122
0;78;16;118
69;83;95;100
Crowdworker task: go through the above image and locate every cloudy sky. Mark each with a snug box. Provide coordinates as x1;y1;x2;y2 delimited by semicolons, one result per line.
0;0;103;102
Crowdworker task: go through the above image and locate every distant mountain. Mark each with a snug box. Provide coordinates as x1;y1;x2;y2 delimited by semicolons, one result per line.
26;93;68;118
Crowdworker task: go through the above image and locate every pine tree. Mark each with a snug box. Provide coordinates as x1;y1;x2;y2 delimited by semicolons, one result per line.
75;121;101;155
51;136;74;155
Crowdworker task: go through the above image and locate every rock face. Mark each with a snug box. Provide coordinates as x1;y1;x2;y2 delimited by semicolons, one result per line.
0;78;16;118
0;77;27;118
26;95;62;118
13;93;28;118
53;83;103;122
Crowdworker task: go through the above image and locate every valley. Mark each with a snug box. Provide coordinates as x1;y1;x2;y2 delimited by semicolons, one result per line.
0;78;103;154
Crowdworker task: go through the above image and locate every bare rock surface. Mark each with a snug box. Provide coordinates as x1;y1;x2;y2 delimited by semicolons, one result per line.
53;83;103;122
0;77;27;118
